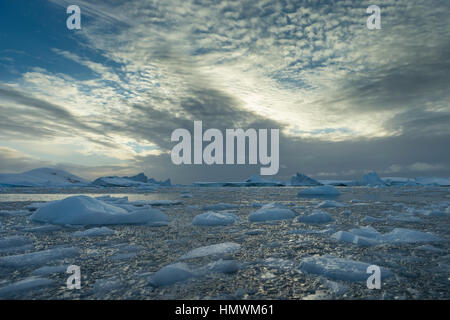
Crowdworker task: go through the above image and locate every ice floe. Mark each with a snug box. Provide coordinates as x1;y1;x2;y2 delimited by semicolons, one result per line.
0;277;56;298
32;265;69;276
72;227;115;237
149;263;195;287
192;211;239;226
316;200;346;208
297;210;334;224
299;255;392;282
179;242;241;260
202;203;238;211
0;236;33;254
248;202;296;222
0;247;79;268
298;185;340;197
30;195;170;226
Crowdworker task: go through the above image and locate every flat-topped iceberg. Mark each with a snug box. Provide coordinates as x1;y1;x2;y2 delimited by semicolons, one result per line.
248;202;296;222
179;242;241;260
72;227;115;237
30;195;170;226
193;211;239;226
297;210;334;224
0;247;79;268
299;255;392;282
298;185;340;197
331;226;442;246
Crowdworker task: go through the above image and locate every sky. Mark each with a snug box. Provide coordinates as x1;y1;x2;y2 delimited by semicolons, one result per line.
0;0;449;183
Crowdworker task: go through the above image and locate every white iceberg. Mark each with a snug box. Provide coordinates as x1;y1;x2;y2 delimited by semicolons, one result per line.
290;173;322;186
179;242;241;260
0;277;56;298
149;263;195;287
0;168;88;188
0;247;79;268
30;195;170;226
299;255;392;282
298;185;340;197
72;227;115;237
192;211;239;226
316;200;347;208
248;202;296;222
297;210;334;224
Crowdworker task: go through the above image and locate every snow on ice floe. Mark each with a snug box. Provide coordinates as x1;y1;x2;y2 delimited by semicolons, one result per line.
202;203;238;211
248;202;296;222
299;255;392;282
0;277;56;298
0;247;79;268
0;236;33;254
298;185;340;197
316;200;347;208
72;227;115;237
149;263;196;287
331;226;442;246
297;210;334;224
192;211;239;226
30;195;170;226
290;173;322;186
179;242;241;260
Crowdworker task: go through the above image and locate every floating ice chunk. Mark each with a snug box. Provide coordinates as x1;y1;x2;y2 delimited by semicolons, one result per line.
0;210;30;216
262;258;295;270
298;185;340;197
143;200;182;206
362;172;385;186
421;210;446;217
251;202;263;208
362;216;385;223
297;210;334;224
22;225;62;233
382;228;442;243
30;195;169;225
32;265;69;276
192;211;239;226
299;255;392;282
0;236;33;254
92;278;125;293
387;215;421;223
179;242;241;260
348;226;383;240
290;173;322;186
331;231;381;247
72;227;115;237
316;200;346;208
149;263;195;287
414;245;443;253
341;210;352;216
248;202;296;222
204;259;239;273
180;193;193;198
0;277;56;298
0;247;79;268
203;203;238;211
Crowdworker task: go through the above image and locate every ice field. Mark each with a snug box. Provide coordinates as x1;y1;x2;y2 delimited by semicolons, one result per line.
0;184;449;300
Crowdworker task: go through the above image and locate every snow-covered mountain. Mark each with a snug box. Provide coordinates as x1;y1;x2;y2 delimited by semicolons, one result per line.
0;168;89;187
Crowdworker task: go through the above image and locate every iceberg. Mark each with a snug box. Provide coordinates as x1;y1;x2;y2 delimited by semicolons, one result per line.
0;247;79;268
316;200;347;208
290;173;322;186
149;263;195;287
30;195;170;225
72;227;115;237
0;168;88;188
297;210;334;224
192;211;239;226
299;255;392;282
0;277;56;298
361;172;385;186
248;202;296;222
179;242;241;260
298;185;340;197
